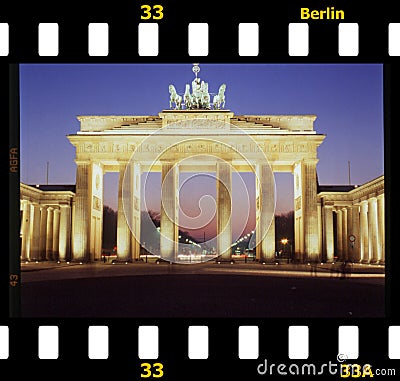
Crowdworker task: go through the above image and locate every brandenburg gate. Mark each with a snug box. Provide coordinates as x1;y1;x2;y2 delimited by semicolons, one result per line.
66;66;325;263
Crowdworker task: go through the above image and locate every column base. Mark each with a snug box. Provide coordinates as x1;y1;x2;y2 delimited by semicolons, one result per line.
215;258;235;264
259;259;279;265
306;254;321;263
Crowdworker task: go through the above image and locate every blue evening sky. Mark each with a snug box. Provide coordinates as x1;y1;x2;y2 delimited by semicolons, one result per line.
19;64;384;235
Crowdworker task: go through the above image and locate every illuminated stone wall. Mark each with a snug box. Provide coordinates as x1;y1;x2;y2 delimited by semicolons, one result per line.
21;112;386;264
19;184;74;261
318;175;385;263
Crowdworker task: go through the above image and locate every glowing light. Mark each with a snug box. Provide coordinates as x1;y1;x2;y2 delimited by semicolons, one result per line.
80;262;83;265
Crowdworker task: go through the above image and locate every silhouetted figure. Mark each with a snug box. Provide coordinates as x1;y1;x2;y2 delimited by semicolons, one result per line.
310;260;318;277
340;261;349;279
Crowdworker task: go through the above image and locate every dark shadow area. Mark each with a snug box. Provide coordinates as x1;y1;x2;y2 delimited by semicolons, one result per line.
21;273;384;318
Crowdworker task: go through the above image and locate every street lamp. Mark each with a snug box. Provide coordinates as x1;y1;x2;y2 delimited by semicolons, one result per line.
280;238;289;262
280;238;288;252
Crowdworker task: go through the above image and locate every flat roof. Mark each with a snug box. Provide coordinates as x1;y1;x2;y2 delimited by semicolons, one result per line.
28;184;76;193
317;184;358;193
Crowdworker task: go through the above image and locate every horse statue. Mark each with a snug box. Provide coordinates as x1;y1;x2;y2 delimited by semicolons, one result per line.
169;84;182;110
213;83;226;109
201;81;211;109
184;84;193;109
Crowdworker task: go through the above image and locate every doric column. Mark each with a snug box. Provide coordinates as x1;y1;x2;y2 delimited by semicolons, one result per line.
20;200;31;260
117;162;131;261
342;208;348;260
336;209;343;260
377;194;385;264
160;162;179;261
323;204;334;262
52;208;61;261
46;207;54;260
216;161;232;260
130;162;141;261
302;160;319;261
317;202;322;257
346;205;353;260
293;165;303;259
255;163;275;261
350;204;360;262
30;203;41;261
39;206;48;260
360;200;369;262
59;204;71;261
72;162;91;261
90;163;104;261
368;197;378;263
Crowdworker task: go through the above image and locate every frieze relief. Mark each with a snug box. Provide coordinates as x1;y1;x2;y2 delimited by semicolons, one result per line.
77;139;313;156
113;143;127;153
92;196;102;211
295;196;302;211
265;142;310;153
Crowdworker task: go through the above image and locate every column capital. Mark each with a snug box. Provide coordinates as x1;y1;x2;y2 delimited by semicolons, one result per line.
74;159;91;166
57;201;71;206
322;199;335;207
302;158;319;166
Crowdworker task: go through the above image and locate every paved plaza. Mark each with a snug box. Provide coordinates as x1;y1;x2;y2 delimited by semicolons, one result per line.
20;261;385;318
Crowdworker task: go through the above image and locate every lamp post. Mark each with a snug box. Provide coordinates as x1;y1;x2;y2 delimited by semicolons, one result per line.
280;238;289;263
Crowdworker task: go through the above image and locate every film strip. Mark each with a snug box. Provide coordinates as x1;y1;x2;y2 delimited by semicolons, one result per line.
3;0;400;379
